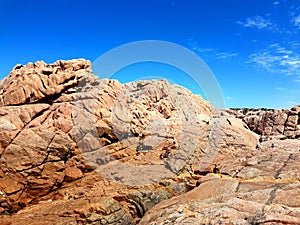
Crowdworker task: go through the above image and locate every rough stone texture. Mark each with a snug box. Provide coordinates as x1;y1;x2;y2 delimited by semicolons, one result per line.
228;107;300;140
140;139;300;225
0;59;211;224
0;59;299;225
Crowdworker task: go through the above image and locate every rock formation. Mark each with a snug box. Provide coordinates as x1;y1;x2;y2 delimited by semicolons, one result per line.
0;59;299;225
228;107;300;140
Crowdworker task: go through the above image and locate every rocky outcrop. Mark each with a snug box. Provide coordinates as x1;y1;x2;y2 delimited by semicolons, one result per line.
0;59;212;224
0;59;299;225
228;107;300;140
140;138;300;224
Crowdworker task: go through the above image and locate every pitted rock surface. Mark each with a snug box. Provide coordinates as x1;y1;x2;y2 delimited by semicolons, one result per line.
0;59;299;225
228;107;300;140
0;59;210;224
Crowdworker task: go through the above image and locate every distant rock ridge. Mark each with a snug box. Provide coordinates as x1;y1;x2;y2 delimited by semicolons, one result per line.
228;106;300;141
0;59;299;225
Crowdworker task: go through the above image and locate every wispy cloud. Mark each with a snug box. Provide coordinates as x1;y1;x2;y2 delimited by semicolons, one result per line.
248;43;300;75
237;15;280;32
216;52;238;59
291;90;300;94
191;47;214;54
292;15;300;29
287;100;298;106
275;87;286;91
187;39;238;61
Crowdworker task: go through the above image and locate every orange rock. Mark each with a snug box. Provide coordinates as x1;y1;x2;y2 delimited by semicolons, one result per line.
0;59;299;225
64;167;83;182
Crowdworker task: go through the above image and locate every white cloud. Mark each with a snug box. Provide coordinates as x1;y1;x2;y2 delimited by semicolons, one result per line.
187;39;237;61
187;38;213;53
191;47;214;53
226;96;233;100
275;87;286;91
291;90;300;94
287;100;298;106
237;16;280;32
248;43;300;75
216;52;238;59
291;42;300;48
292;15;300;28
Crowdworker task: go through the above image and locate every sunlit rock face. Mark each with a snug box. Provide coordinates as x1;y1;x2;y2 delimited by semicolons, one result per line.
228;107;300;140
0;59;299;225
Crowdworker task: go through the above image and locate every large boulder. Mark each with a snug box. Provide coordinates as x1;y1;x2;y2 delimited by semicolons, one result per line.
0;59;298;225
0;59;213;224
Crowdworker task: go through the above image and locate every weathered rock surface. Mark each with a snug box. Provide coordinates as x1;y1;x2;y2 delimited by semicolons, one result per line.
0;59;299;225
228;107;300;140
0;59;211;224
140;138;300;224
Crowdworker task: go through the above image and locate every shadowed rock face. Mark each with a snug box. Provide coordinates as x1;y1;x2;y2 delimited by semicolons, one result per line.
0;59;299;225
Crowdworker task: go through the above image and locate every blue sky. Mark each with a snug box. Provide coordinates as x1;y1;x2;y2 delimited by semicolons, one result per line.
0;0;300;108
